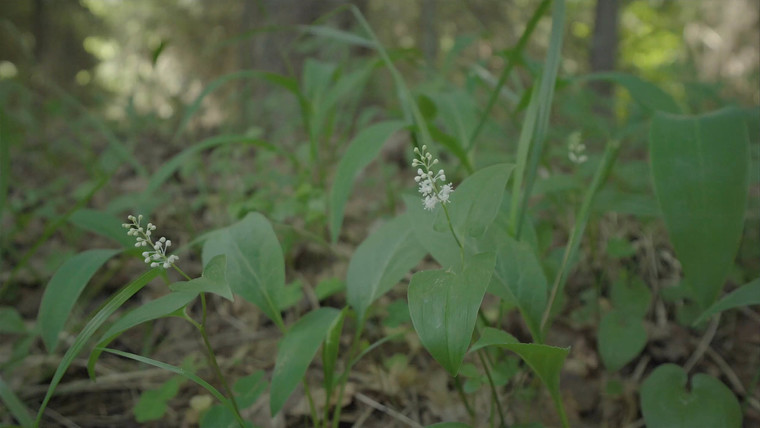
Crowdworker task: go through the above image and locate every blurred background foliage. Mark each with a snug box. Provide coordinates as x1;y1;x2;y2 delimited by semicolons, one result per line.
1;0;758;289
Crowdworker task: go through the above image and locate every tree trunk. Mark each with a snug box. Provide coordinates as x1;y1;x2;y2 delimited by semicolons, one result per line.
590;0;620;96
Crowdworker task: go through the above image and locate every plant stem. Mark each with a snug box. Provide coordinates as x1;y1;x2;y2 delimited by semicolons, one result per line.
196;292;244;426
540;139;620;334
330;317;365;428
478;350;507;428
453;375;476;423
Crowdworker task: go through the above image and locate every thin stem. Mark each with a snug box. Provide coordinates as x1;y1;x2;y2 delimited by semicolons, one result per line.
330;317;365;428
478;350;506;428
303;379;319;427
441;203;465;263
453;375;476;423
540;139;620;335
197;300;244;426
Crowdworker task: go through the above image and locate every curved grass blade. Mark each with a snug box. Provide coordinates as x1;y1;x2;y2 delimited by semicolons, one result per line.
329;120;406;242
270;307;340;416
35;269;161;426
87;290;198;380
69;209;134;247
99;348;244;427
694;277;760;325
0;374;33;427
38;249;121;352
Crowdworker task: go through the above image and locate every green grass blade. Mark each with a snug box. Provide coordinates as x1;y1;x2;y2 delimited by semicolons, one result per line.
328;120;406;242
541;139;621;334
100;348;245;427
38;249;122;352
0;374;34;427
147;134;289;195
34;269;161;427
469;0;551;145
512;0;566;238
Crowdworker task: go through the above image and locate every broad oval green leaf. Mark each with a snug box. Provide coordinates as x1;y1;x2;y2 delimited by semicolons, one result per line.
171;254;233;301
597;309;647;372
650;108;749;309
641;364;741;428
408;253;495;376
482;232;547;342
270;307;340;416
346;213;426;321
328;120;407;242
474;333;570;427
694;277;760;325
38;249;121;352
448;163;515;238
87;289;198;380
405;163;514;267
202;212;285;327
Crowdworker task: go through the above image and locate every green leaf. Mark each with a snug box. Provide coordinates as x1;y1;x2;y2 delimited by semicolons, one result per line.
428;423;472;428
346;213;426;321
202;212;285;327
477;337;570;427
650;108;749;309
328;120;406;242
0;374;33;427
581;72;681;114
101;347;244;426
314;278;345;301
148;135;284;195
171;255;233;301
134;376;182;422
270;307;340;416
694;277;760;325
641;364;741;428
301;25;373;48
0;307;26;334
322;307;347;393
35;269;162;425
408;253;495;376
597;309;647;372
69;209;133;247
405;163;514;267
482;233;548;342
469;327;518;353
233;371;267;409
38;249;121;352
88;290;198;380
605;237;636;259
448;163;515;238
610;276;652;319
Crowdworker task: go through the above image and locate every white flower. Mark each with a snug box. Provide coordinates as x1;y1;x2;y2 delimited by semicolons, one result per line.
412;145;454;211
568;131;588;164
124;214;179;269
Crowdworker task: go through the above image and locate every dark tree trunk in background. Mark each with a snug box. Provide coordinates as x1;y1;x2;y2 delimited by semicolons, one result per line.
590;0;620;97
421;0;438;68
33;0;45;63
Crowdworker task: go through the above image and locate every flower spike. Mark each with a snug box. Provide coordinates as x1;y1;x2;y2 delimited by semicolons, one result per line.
123;215;179;269
412;145;454;211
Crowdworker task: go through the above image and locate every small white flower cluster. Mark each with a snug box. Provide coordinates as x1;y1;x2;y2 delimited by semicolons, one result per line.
122;214;179;269
568;131;588;164
412;145;454;211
